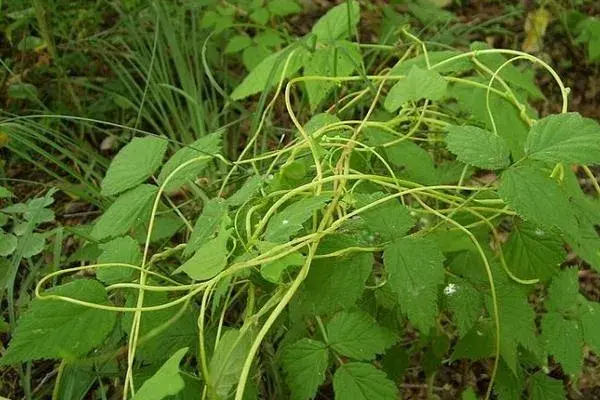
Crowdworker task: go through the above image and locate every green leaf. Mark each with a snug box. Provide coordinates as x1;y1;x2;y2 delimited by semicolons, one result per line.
529;372;566;400
354;192;414;242
541;312;583;376
504;222;565;282
461;388;477;400
264;195;329;243
444;277;483;338
498;166;577;236
208;329;252;399
580;300;600;354
20;232;45;258
158;132;221;193
7;82;38;100
545;269;580;314
445;125;510;170
385;139;439;185
268;0;302;16
258;242;304;283
384;66;447;112
0;186;13;198
494;360;525;400
490;282;541;373
225;34;253;54
326;310;396;360
304;41;361;110
525;112;600;164
226;175;263;207
311;1;360;43
0;233;18;256
449;80;532;158
97;236;140;284
390;51;472;75
251;8;270;24
333;362;398;400
0;280;116;365
281;338;329;400
123;292;196;362
175;226;230;281
184;198;228;257
231;47;306;100
383;237;445;332
132;348;188;400
91;185;158;240
291;251;372;318
243;45;272;71
452;320;495;361
101;136;167;196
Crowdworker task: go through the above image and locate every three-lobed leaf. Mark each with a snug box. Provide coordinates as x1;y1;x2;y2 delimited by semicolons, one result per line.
101;136;167;197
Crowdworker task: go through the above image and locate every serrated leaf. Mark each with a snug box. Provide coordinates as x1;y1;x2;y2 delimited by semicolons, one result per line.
383;237;445;332
132;348;188;400
311;1;360;43
504;222;565;282
304;41;361;110
91;185;158;240
97;236;140;284
0;280;116;365
494;360;525;400
444;277;483;337
525;112;600;164
498;166;577;236
580;299;600;354
445;125;510;170
541;312;583;376
231;47;306;100
242;44;272;71
208;329;252;399
529;372;566;400
101;136;167;196
489;282;541;372
326;310;396;361
158;132;221;193
291;252;372;318
333;362;398;400
281;338;329;400
184;198;228;257
264;195;329;243
384;66;447;112
354;192;414;242
225;34;252;54
175;226;230;281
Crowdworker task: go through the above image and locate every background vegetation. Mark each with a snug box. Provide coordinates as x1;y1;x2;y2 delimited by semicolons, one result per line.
1;1;600;399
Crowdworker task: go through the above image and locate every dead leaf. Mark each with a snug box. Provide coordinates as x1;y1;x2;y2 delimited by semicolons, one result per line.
522;8;552;53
